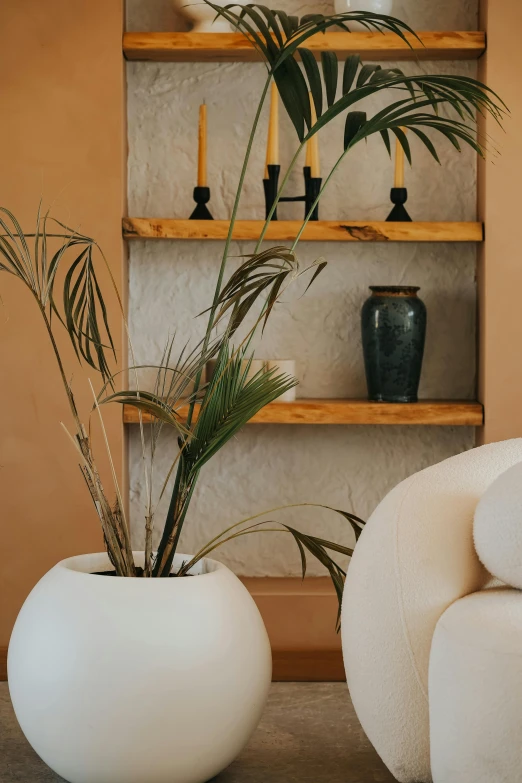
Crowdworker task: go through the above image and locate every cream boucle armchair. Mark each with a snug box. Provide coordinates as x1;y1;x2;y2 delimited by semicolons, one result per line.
341;439;522;783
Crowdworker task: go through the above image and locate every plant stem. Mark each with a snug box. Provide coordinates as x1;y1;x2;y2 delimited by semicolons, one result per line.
39;300;82;428
40;301;133;575
253;142;305;252
162;475;199;576
187;72;273;428
152;453;185;576
290;147;350;251
155;470;198;577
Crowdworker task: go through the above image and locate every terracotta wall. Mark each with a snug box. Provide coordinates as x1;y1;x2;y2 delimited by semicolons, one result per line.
478;0;522;443
1;0;521;658
0;0;126;645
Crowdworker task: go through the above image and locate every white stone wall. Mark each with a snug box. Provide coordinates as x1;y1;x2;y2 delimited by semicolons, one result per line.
126;0;479;575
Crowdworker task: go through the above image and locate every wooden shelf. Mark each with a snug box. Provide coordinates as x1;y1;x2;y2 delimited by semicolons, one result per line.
123;399;483;426
123;31;485;63
123;218;483;243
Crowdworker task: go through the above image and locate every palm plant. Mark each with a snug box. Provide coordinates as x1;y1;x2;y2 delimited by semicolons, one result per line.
0;6;505;621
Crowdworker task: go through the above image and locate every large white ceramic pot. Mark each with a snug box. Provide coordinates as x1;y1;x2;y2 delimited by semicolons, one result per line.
334;0;394;30
8;552;272;783
171;0;246;32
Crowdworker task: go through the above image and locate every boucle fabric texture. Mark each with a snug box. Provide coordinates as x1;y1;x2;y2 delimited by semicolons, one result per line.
430;588;522;783
341;439;522;783
474;460;522;589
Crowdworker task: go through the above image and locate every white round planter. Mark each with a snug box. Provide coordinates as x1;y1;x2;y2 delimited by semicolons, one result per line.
171;0;245;33
334;0;394;30
8;552;272;783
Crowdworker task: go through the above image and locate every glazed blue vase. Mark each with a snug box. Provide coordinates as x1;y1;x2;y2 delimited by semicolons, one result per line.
361;286;427;403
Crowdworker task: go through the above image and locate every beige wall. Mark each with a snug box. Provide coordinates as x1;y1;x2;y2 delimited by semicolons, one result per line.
478;0;522;443
0;0;126;645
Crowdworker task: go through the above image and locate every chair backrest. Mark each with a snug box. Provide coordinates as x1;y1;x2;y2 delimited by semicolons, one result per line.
341;439;522;783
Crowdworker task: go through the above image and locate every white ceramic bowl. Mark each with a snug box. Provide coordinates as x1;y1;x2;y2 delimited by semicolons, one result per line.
8;552;272;783
171;0;245;32
334;0;394;30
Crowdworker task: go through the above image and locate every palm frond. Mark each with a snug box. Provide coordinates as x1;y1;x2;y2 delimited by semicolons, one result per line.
210;245;297;333
186;345;297;474
284;524;349;629
99;335;221;440
305;71;506;160
204;4;418;136
209;247;328;336
61;243;116;384
176;503;366;629
152;346;298;577
100;390;193;436
204;2;505;160
0;208;117;386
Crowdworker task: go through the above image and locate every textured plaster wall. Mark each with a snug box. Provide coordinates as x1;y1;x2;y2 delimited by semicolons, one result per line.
126;0;479;575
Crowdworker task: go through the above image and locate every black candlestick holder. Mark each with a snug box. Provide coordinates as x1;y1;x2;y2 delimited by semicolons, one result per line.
189;186;213;220
263;164;281;220
263;165;322;221
386;187;412;222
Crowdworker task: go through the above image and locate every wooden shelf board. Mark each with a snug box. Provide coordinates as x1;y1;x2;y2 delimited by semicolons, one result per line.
123;399;483;426
123;218;483;243
123;31;485;63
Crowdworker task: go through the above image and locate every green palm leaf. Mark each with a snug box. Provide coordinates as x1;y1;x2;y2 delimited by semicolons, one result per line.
176;504;366;628
152;346;299;577
205;2;505;157
298;48;323;118
0;208;117;385
205;2;419;139
100;390;192;436
210;245;297;332
343;54;361;94
321;51;338;107
344;111;367;149
186;346;297;474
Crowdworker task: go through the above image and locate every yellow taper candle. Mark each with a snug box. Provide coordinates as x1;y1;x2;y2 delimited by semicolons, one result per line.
394;128;408;188
265;83;279;172
197;103;207;187
307;93;320;178
305;139;312;169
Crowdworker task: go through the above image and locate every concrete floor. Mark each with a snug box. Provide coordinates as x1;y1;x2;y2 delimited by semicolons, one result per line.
0;682;395;782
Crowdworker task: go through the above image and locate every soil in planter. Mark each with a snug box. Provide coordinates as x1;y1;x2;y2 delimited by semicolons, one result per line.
93;568;190;577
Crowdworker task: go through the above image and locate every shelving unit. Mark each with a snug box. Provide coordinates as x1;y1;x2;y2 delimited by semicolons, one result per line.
123;29;486;430
123;31;486;63
123;218;483;243
123;399;483;427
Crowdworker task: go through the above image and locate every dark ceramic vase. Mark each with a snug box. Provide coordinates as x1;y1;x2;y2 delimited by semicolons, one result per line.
361;286;427;403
